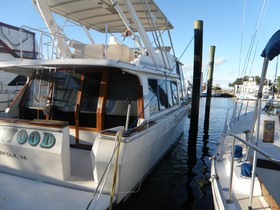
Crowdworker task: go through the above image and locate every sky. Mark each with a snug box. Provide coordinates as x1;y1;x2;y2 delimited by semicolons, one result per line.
1;0;280;89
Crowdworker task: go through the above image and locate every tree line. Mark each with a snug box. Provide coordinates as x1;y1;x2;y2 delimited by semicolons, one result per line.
228;75;280;93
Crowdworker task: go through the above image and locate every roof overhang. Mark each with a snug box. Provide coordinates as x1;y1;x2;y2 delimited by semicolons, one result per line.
32;0;173;33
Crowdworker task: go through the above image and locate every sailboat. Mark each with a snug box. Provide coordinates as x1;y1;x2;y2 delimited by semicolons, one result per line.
211;30;280;209
0;0;190;209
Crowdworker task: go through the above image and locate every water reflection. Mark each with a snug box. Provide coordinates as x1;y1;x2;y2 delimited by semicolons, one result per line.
197;131;211;199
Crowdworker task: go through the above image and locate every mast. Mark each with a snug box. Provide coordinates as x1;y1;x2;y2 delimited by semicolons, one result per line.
248;29;280;208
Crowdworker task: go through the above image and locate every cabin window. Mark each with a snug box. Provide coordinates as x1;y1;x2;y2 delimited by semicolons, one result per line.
170;81;179;105
167;81;173;107
26;70;51;109
22;68;142;131
79;72;102;127
158;80;169;110
23;69;53;119
52;71;81;125
148;79;160;115
104;71;138;129
147;79;178;116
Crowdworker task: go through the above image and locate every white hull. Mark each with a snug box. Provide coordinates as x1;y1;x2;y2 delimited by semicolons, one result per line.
0;1;191;209
0;106;187;209
94;107;187;201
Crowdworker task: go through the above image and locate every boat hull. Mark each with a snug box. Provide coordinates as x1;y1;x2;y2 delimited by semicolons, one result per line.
0;105;188;209
93;106;188;202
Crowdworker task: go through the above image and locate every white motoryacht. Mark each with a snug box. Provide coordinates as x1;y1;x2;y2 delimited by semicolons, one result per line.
0;1;190;209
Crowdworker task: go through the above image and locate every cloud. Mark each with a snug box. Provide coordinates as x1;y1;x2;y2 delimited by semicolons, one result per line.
182;64;192;72
183;56;226;72
182;56;228;83
214;56;226;66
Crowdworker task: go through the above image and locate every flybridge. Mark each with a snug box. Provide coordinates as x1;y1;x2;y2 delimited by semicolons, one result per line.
32;0;175;69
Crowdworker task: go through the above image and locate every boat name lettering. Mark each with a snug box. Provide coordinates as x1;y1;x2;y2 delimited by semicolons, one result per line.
15;129;56;149
0;150;27;160
0;128;18;143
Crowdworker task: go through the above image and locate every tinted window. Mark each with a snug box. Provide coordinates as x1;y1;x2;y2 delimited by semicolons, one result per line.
171;81;179;105
53;71;81;112
158;80;169;110
26;69;51;108
148;79;160;115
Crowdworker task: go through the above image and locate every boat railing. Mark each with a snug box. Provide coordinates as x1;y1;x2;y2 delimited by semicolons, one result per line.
19;26;59;59
15;81;25;92
230;100;238;124
218;99;252;159
0;81;23;95
216;108;230;161
225;132;280;208
215;98;280;209
18;24;138;62
0;82;3;93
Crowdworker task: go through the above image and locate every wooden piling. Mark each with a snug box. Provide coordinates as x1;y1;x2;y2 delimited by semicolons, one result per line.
204;46;216;131
188;20;203;149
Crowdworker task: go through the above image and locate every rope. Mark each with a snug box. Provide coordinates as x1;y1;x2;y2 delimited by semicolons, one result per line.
109;130;123;210
238;0;247;78
85;129;124;210
239;0;269;79
248;40;259;76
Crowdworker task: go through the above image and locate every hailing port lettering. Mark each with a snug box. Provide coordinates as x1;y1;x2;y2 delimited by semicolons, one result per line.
0;150;27;160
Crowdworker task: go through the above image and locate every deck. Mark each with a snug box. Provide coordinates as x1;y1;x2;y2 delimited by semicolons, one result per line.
211;100;271;210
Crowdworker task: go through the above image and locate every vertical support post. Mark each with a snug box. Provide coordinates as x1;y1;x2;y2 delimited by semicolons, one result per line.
122;0;161;68
248;57;269;209
188;20;203;140
227;137;236;203
244;99;249;115
237;100;244;120
217;109;229;161
204;45;216;131
187;20;203;174
244;129;251;161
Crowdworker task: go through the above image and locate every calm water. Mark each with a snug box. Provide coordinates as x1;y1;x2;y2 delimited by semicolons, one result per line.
115;97;235;210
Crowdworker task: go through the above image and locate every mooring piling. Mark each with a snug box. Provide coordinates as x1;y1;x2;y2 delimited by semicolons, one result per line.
188;20;203;150
204;45;216;131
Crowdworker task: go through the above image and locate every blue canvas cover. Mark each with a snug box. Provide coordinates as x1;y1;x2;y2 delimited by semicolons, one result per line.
234;145;243;158
241;163;252;178
261;30;280;60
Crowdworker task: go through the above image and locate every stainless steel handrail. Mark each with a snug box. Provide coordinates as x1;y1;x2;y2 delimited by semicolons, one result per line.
217;109;230;161
229;133;280;165
224;130;280;208
214;99;280;209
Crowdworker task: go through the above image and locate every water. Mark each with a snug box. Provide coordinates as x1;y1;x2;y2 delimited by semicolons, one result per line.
115;97;234;210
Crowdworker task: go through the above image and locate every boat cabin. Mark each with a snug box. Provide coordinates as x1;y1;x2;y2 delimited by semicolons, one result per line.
3;65;182;149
